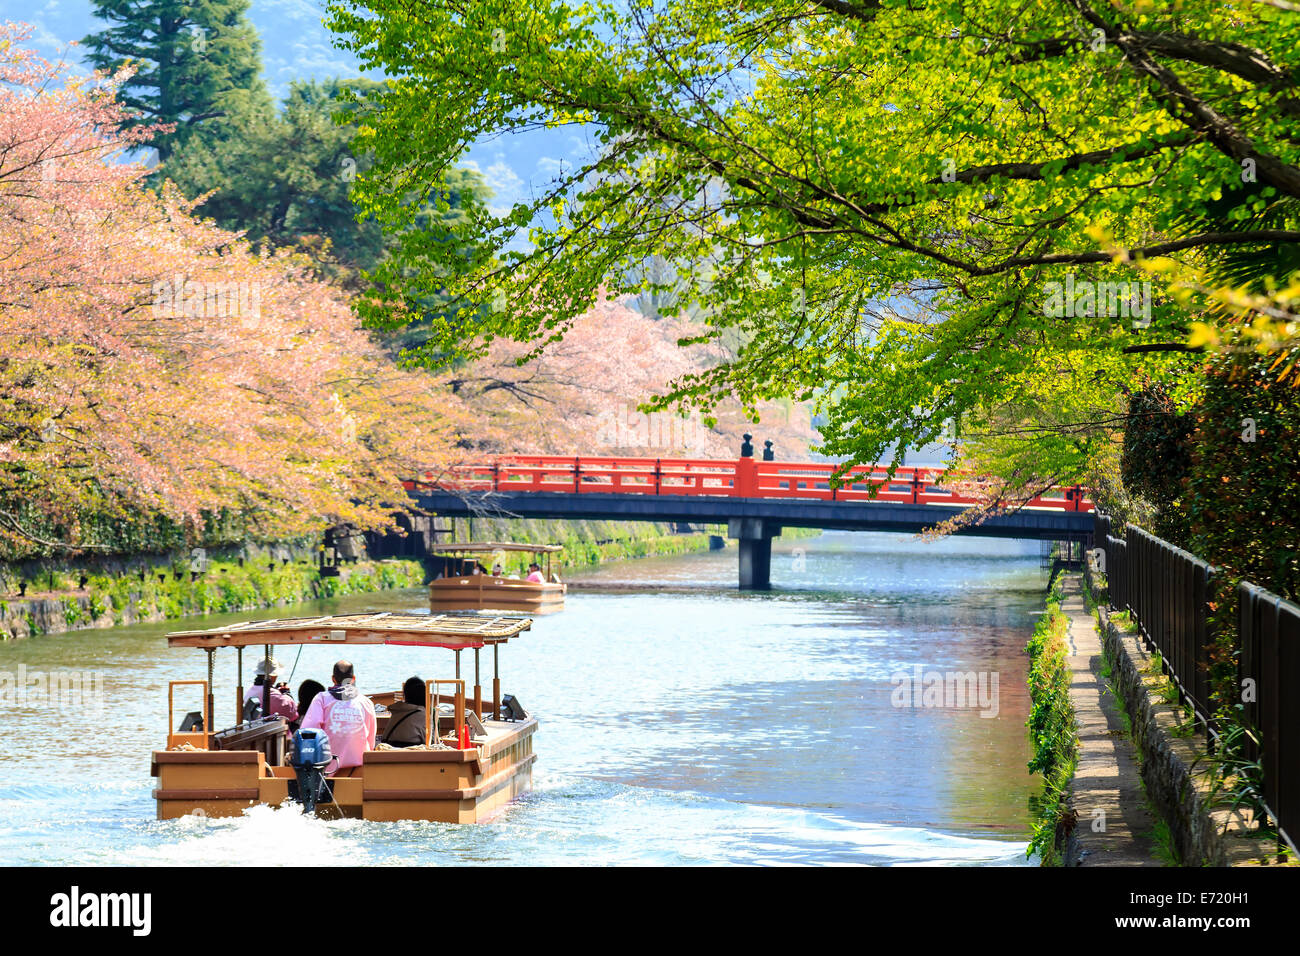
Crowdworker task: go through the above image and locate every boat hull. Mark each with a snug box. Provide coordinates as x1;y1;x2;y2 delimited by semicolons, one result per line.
429;576;566;613
151;717;537;823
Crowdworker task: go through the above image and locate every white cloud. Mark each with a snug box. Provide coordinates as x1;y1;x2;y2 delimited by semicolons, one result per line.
536;156;568;180
466;156;527;216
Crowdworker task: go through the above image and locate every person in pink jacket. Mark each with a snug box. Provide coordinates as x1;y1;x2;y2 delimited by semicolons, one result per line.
298;660;376;775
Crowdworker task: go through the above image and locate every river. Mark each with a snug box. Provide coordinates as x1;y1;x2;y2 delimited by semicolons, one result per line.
0;531;1049;866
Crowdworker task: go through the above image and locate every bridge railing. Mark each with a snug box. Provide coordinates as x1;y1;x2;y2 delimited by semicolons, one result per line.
413;456;1094;511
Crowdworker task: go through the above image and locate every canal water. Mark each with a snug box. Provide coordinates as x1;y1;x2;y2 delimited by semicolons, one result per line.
0;531;1049;866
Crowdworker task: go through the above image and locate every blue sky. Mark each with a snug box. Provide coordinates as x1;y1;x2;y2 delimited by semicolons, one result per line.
15;0;585;214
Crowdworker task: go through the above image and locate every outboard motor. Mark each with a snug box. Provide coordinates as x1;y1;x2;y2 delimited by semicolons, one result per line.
289;729;335;814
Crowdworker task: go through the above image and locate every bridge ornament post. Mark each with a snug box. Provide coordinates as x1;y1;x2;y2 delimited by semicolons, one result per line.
735;456;759;497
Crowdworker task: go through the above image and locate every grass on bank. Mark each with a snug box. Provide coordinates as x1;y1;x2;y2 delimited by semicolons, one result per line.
1025;571;1077;865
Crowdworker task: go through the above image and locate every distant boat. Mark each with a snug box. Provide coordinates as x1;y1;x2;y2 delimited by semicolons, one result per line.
429;542;566;614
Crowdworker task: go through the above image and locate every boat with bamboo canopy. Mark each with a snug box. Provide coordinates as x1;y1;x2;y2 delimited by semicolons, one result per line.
429;541;566;613
151;612;536;823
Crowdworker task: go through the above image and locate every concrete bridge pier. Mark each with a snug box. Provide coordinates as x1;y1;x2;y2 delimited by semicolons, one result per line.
730;518;780;590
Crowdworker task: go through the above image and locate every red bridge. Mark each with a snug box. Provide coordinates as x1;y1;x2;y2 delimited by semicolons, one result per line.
410;455;1093;510
404;455;1094;588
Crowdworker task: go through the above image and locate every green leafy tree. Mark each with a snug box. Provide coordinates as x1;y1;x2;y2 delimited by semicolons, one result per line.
1119;385;1194;546
1187;350;1300;604
163;79;390;283
325;0;1299;492
1181;345;1300;739
369;166;496;361
158;74;493;355
83;0;272;161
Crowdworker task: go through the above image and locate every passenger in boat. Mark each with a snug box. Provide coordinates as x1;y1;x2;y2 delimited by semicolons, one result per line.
380;677;427;748
298;660;377;774
243;658;299;725
491;562;504;577
297;679;325;722
526;562;545;583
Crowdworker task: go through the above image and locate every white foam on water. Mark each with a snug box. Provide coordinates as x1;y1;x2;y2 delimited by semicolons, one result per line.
16;772;1029;867
127;803;370;867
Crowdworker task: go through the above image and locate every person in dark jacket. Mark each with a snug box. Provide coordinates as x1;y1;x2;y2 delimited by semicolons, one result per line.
296;679;325;728
381;676;428;748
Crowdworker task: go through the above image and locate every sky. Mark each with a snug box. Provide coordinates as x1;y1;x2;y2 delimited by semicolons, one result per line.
13;0;586;216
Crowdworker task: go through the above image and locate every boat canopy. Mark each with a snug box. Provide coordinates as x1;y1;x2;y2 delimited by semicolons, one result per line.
431;542;563;554
166;612;532;650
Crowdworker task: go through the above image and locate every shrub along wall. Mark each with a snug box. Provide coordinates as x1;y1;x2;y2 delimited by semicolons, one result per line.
0;557;424;640
1025;573;1079;865
1;516;810;640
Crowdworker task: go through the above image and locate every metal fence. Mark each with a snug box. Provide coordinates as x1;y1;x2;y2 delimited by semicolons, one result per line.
1238;581;1300;853
1091;514;1215;732
1092;513;1299;854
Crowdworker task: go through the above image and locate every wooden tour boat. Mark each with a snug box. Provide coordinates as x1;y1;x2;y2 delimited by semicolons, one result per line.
429;542;566;614
151;612;537;823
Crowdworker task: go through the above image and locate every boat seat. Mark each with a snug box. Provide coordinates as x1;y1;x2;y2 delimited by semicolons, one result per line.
213;716;288;766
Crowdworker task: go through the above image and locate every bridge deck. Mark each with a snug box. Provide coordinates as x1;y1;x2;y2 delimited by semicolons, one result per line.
405;456;1093;588
409;489;1094;540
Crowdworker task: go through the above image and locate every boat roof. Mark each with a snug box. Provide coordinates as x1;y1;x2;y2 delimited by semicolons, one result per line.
431;541;564;554
166;612;532;650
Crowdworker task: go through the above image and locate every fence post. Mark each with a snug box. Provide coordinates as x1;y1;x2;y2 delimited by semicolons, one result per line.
1239;582;1260;763
1276;600;1300;854
1261;594;1282;829
1193;562;1210;743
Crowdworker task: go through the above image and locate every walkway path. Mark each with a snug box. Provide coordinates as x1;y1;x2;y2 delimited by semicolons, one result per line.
1059;574;1161;866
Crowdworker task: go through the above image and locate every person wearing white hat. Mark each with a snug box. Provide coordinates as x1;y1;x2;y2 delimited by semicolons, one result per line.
242;656;300;725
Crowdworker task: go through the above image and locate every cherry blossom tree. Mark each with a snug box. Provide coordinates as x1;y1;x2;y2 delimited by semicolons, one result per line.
449;297;816;458
0;23;470;555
